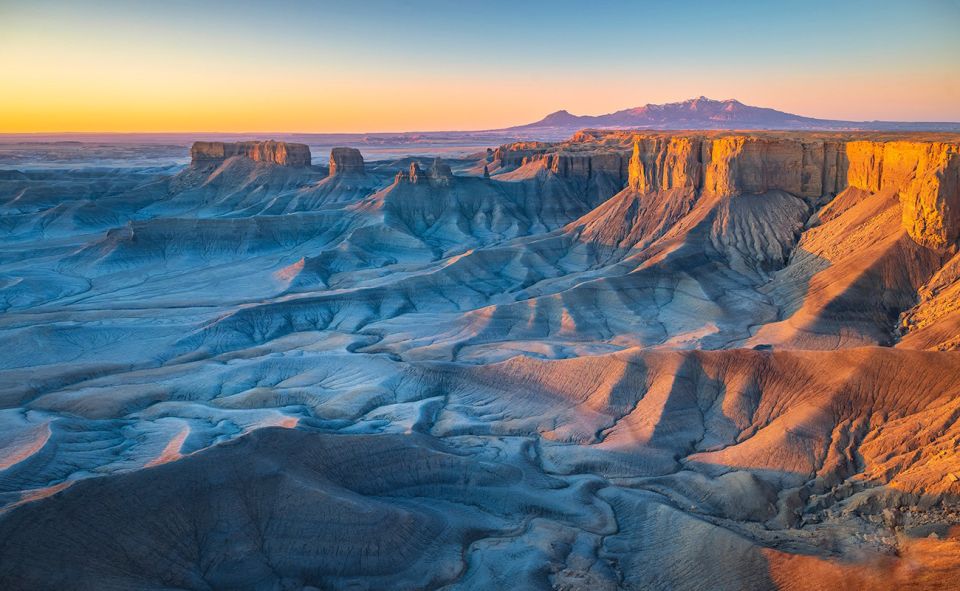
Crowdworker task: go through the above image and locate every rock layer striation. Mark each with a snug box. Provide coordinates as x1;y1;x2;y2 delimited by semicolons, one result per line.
3;131;960;590
328;147;365;176
190;140;312;168
498;132;960;249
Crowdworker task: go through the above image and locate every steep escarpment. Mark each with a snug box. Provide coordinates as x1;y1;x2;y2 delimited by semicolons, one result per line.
190;140;312;168
496;132;960;351
367;159;605;252
500;133;842;200
879;142;959;248
493;143;629;184
625;136;828;199
328;147;365;176
627;134;960;222
507;132;960;252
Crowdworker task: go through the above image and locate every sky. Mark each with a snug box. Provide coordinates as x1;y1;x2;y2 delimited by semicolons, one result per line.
1;0;959;133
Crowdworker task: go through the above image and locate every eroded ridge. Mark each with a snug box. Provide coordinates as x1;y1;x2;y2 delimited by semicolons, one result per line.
0;131;959;589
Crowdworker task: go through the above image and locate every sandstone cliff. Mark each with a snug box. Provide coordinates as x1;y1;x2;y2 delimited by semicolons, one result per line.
493;143;629;184
328;147;365;176
190;140;311;168
499;133;960;250
889;143;959;248
624;135;837;200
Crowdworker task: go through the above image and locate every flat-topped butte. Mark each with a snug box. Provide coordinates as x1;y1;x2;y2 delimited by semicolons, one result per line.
190;140;312;168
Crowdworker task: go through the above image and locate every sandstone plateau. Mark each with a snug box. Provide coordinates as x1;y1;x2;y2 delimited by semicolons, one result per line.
0;131;959;590
493;132;960;248
191;139;312;168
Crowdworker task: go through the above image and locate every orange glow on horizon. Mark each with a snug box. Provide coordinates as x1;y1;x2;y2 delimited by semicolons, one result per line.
4;72;957;134
1;3;957;133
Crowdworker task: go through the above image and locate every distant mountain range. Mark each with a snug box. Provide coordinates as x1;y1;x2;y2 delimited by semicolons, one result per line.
508;96;960;132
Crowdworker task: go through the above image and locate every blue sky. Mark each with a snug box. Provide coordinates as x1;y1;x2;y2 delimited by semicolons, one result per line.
2;0;958;131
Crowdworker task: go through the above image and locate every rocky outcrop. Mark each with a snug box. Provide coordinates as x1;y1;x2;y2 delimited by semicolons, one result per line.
190;140;311;168
430;158;453;185
629;137;703;193
545;152;626;182
495;145;630;184
899;250;960;350
492;142;552;167
817;140;959;247
392;162;427;184
521;132;960;249
395;159;455;185
328;147;365;176
409;162;427;183
891;144;958;248
625;136;830;199
627;141;645;191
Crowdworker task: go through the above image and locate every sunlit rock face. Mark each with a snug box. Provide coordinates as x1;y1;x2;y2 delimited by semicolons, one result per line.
190;140;312;167
494;143;630;183
328;146;365;175
895;144;959;248
568;131;960;249
1;131;960;589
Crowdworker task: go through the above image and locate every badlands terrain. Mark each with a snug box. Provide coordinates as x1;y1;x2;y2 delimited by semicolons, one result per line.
1;131;960;589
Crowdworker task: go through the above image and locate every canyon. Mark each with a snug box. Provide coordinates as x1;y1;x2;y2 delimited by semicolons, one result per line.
1;133;959;590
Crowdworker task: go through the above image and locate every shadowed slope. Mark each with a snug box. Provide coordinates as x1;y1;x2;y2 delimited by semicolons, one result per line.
2;132;960;590
2;348;959;590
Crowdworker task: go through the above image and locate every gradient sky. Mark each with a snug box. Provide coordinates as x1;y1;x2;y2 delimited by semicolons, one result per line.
2;0;959;132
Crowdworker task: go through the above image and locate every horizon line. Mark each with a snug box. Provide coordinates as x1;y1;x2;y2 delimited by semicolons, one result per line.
5;123;960;136
4;96;960;136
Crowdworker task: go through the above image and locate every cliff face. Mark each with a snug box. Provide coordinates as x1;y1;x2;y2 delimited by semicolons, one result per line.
499;133;959;250
328;147;365;176
880;143;959;248
190;141;311;168
494;145;629;184
613;135;960;249
625;136;835;199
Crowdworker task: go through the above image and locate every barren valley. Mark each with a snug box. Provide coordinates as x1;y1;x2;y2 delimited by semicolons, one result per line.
1;128;960;590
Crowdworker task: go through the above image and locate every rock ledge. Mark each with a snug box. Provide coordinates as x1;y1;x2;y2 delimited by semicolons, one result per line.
190;140;311;168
